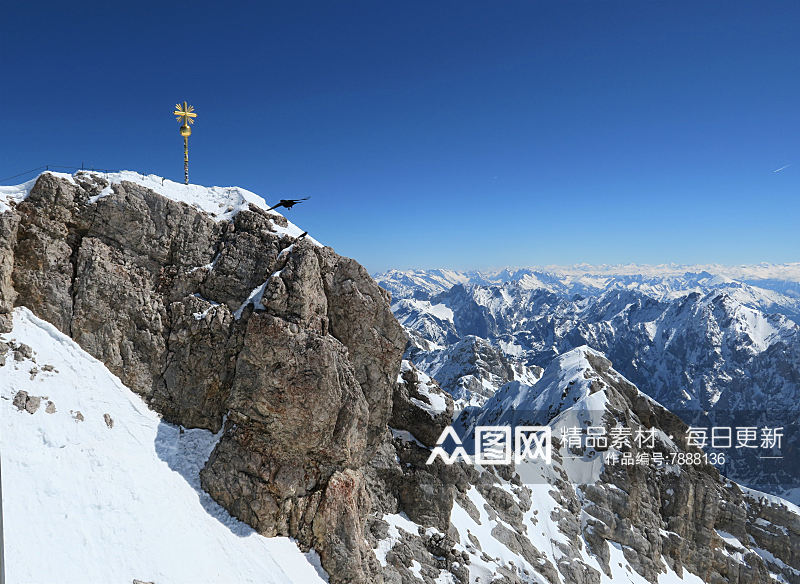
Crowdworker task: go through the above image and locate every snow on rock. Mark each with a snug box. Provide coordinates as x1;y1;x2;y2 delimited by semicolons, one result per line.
445;464;716;584
2;170;321;245
0;177;36;213
401;360;448;417
234;280;269;320
0;172;74;213
737;484;800;516
372;513;422;567
0;307;328;584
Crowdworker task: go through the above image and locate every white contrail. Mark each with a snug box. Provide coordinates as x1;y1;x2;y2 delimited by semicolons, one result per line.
773;163;791;173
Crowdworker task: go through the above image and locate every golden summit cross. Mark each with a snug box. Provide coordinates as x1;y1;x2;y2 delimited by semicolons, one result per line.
174;101;197;184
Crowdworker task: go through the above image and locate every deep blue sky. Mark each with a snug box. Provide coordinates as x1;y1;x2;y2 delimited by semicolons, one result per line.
3;1;798;272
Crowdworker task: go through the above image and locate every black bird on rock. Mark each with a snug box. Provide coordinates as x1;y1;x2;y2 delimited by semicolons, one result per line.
297;231;308;240
267;197;310;211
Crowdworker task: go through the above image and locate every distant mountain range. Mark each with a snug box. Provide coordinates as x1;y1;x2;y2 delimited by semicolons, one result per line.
375;265;800;502
376;265;800;317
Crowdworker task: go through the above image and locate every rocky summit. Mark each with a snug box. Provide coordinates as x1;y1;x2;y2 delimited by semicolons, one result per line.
1;172;798;583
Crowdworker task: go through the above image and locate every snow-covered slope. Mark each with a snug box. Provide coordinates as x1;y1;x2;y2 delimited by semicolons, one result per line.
0;307;328;584
374;269;479;299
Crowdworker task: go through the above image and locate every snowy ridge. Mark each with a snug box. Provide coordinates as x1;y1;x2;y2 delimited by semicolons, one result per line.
0;307;328;584
377;264;800;294
409;335;542;409
466;346;609;426
394;297;458;347
376;268;476;298
430;345;799;583
376;346;737;583
456;346;627;485
1;170;321;245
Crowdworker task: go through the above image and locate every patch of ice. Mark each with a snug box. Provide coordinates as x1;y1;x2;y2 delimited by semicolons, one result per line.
234;281;269;320
390;427;428;449
716;529;745;550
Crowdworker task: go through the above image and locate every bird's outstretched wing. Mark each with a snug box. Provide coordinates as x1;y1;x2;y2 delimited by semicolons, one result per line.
268;196;310;211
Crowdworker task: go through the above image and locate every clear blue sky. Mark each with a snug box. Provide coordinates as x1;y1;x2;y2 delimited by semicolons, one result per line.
3;1;798;272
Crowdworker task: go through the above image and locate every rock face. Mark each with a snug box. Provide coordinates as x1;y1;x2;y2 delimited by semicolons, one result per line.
0;172;407;583
0;210;19;332
573;352;800;584
391;361;453;448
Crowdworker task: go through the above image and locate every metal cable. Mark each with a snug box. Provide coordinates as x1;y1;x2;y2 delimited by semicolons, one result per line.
0;165;120;184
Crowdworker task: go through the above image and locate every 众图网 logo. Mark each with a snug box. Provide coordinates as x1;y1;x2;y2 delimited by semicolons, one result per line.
426;426;552;465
